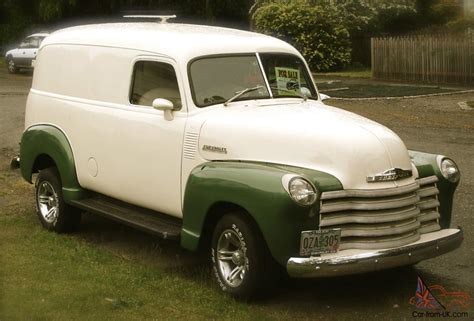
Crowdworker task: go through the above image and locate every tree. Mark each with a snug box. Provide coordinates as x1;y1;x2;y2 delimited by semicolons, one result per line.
253;2;352;71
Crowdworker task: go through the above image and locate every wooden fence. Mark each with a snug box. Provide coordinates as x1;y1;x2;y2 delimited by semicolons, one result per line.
371;33;474;84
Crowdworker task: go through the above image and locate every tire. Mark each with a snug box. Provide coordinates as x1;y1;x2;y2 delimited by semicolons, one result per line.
35;167;81;232
6;57;18;74
211;212;278;300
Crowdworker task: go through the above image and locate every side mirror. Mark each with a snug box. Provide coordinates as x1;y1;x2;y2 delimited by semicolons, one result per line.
320;93;331;101
152;98;174;121
152;98;174;111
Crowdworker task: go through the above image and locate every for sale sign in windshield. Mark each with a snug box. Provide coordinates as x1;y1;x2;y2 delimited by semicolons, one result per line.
275;67;300;95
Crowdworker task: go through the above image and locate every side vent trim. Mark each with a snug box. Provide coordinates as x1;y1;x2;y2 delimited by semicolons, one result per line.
183;132;199;160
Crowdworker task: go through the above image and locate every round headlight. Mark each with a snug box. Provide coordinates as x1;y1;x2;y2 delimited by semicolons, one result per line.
288;177;318;206
440;158;460;183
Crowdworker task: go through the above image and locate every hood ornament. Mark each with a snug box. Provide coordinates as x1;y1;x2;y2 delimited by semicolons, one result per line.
367;168;412;183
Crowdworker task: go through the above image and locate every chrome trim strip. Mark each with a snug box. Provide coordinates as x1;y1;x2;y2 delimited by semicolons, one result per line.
321;182;419;200
287;228;463;278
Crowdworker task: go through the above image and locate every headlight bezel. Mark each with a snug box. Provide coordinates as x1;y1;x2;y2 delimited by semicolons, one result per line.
436;155;460;183
282;174;319;207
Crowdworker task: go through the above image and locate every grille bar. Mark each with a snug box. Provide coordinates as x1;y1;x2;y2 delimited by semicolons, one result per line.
334;218;420;237
321;192;420;213
320;205;420;226
321;182;419;200
417;199;440;210
418;210;440;222
340;231;420;250
418;186;438;198
419;222;441;234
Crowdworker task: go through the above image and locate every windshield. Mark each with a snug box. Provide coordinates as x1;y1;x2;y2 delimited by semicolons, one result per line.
189;53;317;107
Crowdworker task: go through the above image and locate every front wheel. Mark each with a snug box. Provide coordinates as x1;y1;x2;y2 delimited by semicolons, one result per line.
35;167;81;232
211;212;278;300
6;57;18;74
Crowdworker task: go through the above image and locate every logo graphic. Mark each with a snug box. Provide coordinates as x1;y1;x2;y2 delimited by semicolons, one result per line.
367;168;412;182
410;276;445;310
409;276;471;311
202;145;228;154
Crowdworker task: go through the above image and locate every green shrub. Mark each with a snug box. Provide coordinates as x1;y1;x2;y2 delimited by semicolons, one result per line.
253;2;351;71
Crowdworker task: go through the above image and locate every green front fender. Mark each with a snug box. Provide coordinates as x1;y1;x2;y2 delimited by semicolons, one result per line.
20;125;86;202
181;161;342;266
409;150;459;228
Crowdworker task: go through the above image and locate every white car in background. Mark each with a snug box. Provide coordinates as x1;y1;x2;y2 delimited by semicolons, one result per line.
4;33;49;74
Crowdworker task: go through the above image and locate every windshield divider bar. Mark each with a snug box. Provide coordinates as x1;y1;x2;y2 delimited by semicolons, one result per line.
256;53;273;99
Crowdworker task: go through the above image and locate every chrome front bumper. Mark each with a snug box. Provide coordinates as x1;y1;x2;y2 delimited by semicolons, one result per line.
287;228;463;278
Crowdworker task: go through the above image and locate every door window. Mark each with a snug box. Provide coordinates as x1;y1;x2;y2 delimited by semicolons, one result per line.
130;61;182;110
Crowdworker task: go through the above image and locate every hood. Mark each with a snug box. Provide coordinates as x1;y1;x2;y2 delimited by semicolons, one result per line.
198;99;417;190
5;49;15;57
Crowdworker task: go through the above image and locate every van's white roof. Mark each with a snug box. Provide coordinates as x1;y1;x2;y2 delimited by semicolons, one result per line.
41;23;299;61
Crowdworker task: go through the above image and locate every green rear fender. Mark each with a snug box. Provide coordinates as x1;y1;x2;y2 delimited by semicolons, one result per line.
20;125;86;202
181;161;342;266
409;150;459;228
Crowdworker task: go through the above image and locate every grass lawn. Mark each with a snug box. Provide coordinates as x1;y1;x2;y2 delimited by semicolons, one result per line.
316;81;455;98
0;170;277;321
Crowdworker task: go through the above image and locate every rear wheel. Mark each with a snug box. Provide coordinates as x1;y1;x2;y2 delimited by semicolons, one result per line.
35;167;81;232
211;212;278;300
6;57;18;74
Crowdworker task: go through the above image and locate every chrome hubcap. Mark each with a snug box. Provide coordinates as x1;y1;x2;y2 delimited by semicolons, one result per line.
37;181;59;223
216;229;248;288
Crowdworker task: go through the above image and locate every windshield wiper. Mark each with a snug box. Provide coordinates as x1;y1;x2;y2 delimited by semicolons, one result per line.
223;85;264;106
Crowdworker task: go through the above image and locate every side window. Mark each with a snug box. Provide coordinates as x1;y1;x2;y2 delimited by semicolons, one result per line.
130;61;182;110
19;38;32;48
21;37;37;48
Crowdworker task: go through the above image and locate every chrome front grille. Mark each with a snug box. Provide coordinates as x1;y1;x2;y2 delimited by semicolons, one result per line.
320;176;441;250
